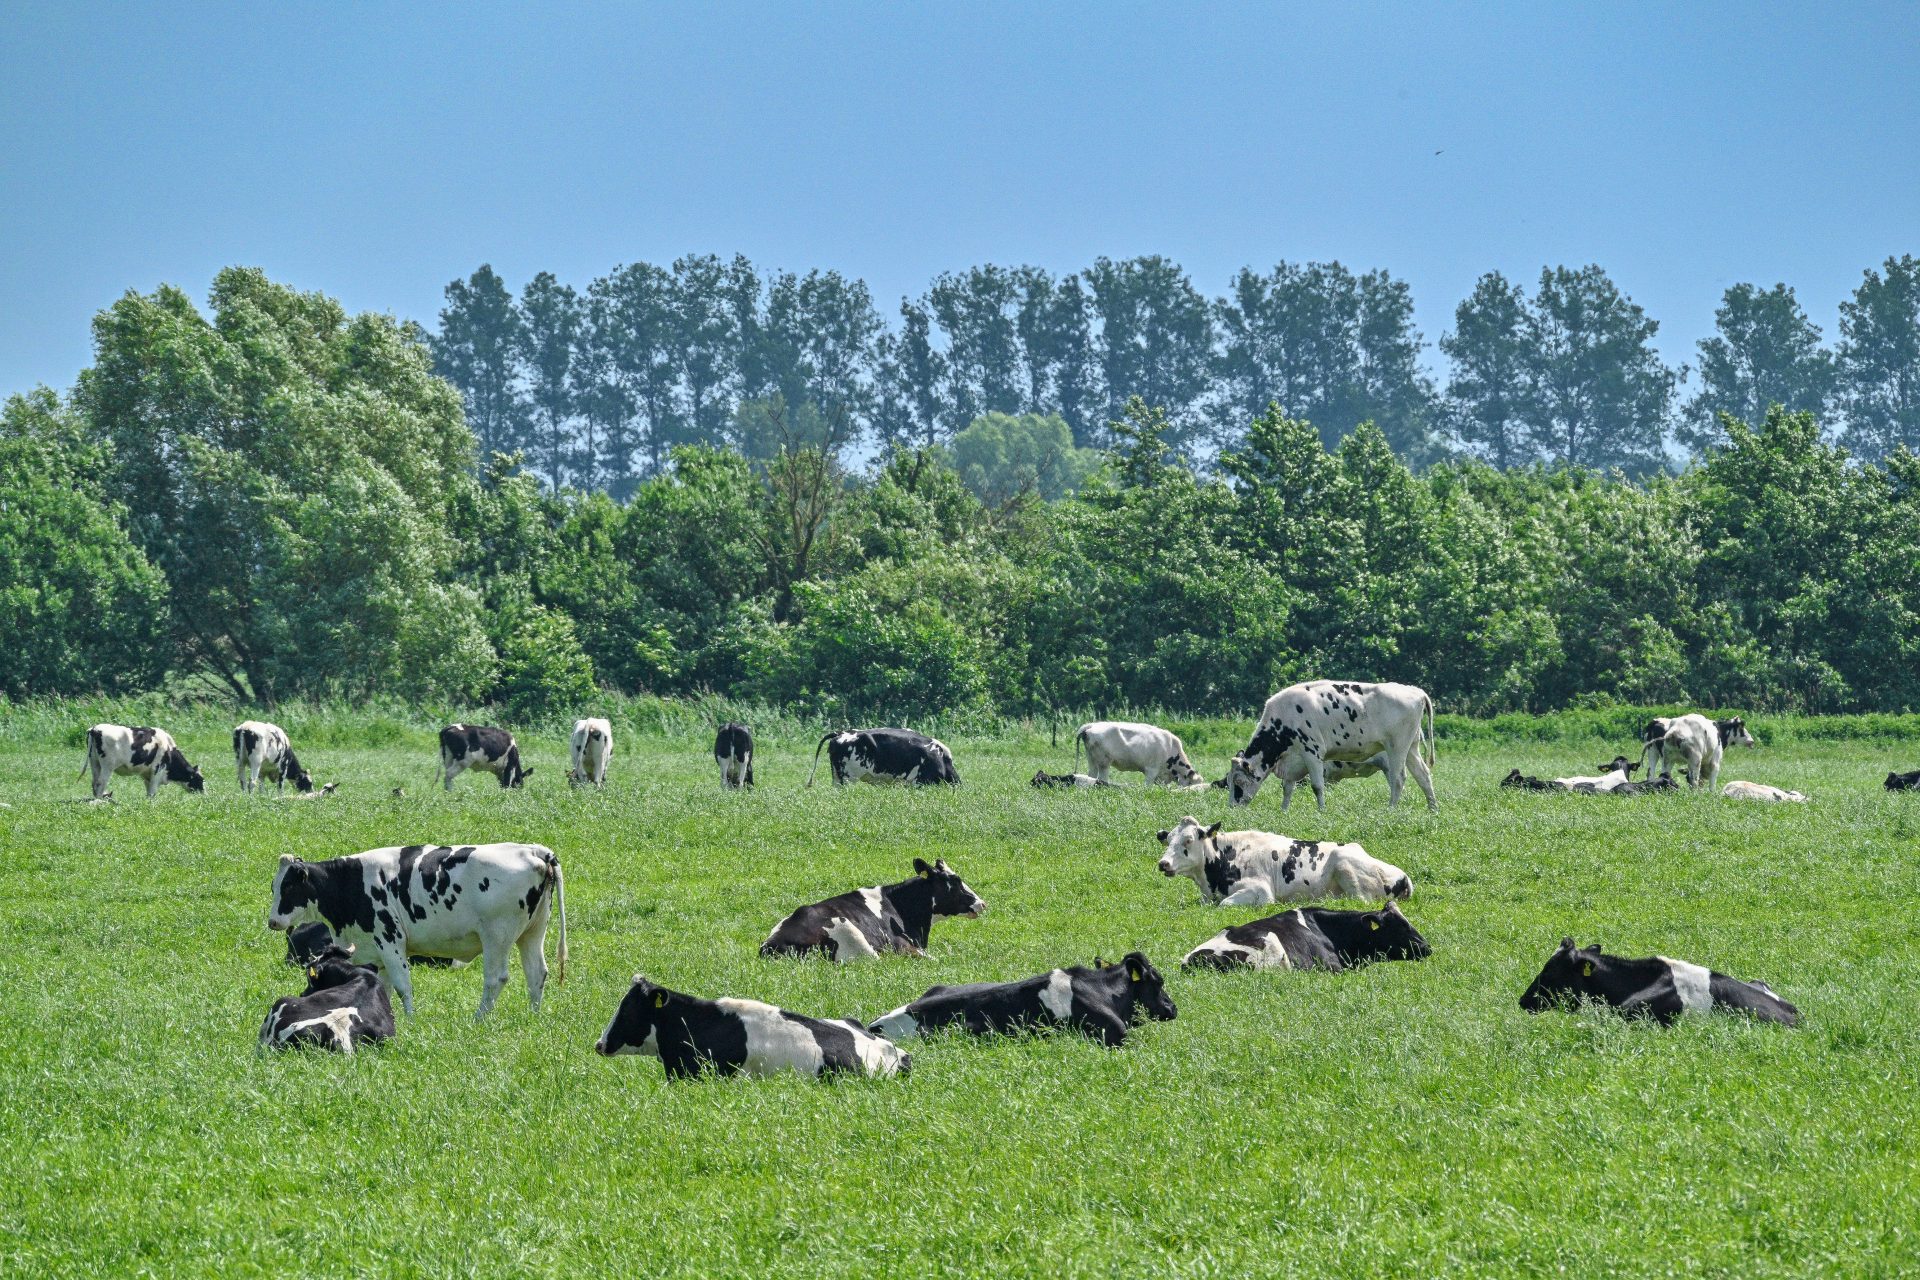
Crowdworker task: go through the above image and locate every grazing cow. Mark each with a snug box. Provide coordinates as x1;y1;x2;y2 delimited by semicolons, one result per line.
1638;714;1754;789
869;952;1177;1048
1031;770;1110;789
1553;756;1643;793
1073;721;1203;787
808;727;959;787
265;842;566;1018
259;933;396;1055
1723;780;1809;803
1227;681;1435;811
83;724;205;799
1182;902;1431;971
569;717;613;789
714;722;754;789
1519;938;1798;1026
1885;770;1920;792
1501;768;1565;792
595;976;909;1079
438;724;532;790
233;720;312;795
1156;815;1411;906
761;858;986;962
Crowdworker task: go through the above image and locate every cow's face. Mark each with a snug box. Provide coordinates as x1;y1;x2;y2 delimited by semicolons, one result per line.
1720;717;1755;748
596;976;666;1057
913;857;985;919
1500;769;1525;789
1156;817;1221;879
1519;938;1603;1012
266;854;317;931
1165;753;1202;786
1598;756;1640;777
1226;755;1265;806
169;749;205;792
290;768;315;793
1363;902;1431;960
1119;952;1177;1021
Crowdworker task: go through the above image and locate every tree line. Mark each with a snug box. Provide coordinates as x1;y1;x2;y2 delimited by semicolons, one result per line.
434;253;1920;490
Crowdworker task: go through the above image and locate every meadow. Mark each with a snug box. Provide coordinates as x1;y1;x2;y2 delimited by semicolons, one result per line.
2;711;1918;1278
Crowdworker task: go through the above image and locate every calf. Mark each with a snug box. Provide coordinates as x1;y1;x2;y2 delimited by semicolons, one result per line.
808;727;959;786
1501;768;1565;792
1227;681;1435;811
234;720;312;795
1519;938;1798;1026
569;717;613;789
714;722;754;789
869;952;1177;1048
266;842;566;1018
259;932;395;1055
1182;902;1431;971
1074;721;1203;787
1886;770;1920;792
1639;714;1754;789
1722;780;1809;803
595;976;909;1079
439;724;531;790
83;724;205;799
1031;770;1110;789
1156;816;1411;906
761;858;986;962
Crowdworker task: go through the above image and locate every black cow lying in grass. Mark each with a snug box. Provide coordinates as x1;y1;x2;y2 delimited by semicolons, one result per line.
1886;770;1920;791
1501;769;1564;791
869;952;1176;1047
260;929;395;1055
1181;902;1431;971
594;976;909;1079
1519;938;1798;1026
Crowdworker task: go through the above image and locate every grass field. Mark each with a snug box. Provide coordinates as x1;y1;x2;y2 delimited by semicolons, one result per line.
2;715;1918;1277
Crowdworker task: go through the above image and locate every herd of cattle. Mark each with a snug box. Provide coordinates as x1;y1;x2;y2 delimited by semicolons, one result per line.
69;678;1920;1076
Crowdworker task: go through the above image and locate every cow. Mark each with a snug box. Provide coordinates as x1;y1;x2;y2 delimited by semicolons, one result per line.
808;727;959;787
595;976;909;1079
1031;770;1110;789
438;724;531;790
259;932;396;1055
1553;756;1643;793
233;720;312;795
1181;902;1431;971
1887;770;1920;792
83;724;205;800
1226;681;1435;811
1501;769;1565;792
1073;721;1203;787
1519;938;1798;1026
869;952;1177;1048
761;858;986;962
265;842;566;1019
568;717;613;789
1270;752;1393;809
1638;714;1754;789
714;722;754;789
1722;780;1809;803
1156;815;1411;906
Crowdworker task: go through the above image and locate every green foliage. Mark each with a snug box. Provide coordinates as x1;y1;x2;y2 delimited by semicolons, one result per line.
494;604;599;720
947;412;1097;504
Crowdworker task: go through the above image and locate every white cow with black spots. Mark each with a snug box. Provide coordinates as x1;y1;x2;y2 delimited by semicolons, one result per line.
1226;681;1435;811
1156;816;1412;906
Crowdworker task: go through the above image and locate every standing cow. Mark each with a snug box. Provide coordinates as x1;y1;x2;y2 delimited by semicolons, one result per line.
84;724;205;799
1073;721;1203;787
714;722;754;789
1156;815;1412;906
438;724;532;790
808;728;959;786
569;718;613;789
234;720;313;795
1638;714;1754;790
1226;681;1435;811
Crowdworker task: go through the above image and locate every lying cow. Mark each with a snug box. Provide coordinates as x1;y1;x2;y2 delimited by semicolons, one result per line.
438;723;532;790
569;717;612;789
1073;720;1203;786
1723;780;1809;803
1501;768;1565;792
1031;770;1110;789
761;858;986;962
808;727;959;786
1519;938;1798;1025
259;930;395;1055
83;724;205;799
869;952;1177;1048
1227;681;1435;810
1182;902;1431;971
1639;714;1754;789
714;722;754;789
1887;770;1920;792
595;976;909;1079
266;842;566;1018
234;720;313;795
1156;816;1411;906
1553;756;1642;792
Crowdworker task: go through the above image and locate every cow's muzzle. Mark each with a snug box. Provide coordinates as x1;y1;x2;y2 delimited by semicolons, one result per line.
1158;861;1176;877
593;1039;610;1056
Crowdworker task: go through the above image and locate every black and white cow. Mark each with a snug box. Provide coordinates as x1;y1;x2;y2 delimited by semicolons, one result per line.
568;717;612;789
869;952;1177;1048
1886;770;1920;792
84;724;205;799
1227;681;1436;810
265;842;566;1018
438;724;532;790
1031;769;1110;789
1156;816;1412;906
1638;714;1755;790
761;858;986;962
1073;721;1204;787
807;727;959;787
259;931;396;1055
595;976;909;1079
1500;768;1565;792
715;722;754;789
1552;756;1642;792
1182;902;1431;971
233;720;313;795
1519;938;1798;1026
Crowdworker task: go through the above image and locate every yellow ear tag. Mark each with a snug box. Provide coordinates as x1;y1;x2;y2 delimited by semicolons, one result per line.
1369;920;1380;931
917;868;930;879
1582;962;1594;977
653;992;666;1009
1127;965;1142;982
307;966;318;979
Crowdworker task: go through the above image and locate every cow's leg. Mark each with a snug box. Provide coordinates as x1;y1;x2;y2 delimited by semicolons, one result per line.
1219;883;1276;907
1404;745;1437;811
1080;1009;1130;1047
517;925;550;1011
91;762;111;800
145;770;160;799
1382;750;1407;808
442;757;459;792
238;757;250;793
1309;757;1330;810
1280;776;1296;811
379;951;415;1017
475;932;514;1019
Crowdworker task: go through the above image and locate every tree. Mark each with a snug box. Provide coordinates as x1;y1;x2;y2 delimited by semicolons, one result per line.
1838;254;1920;460
433;265;527;458
1084;256;1215;449
591;261;682;491
1442;272;1535;468
518;272;583;491
948;412;1098;505
671;254;747;448
1523;265;1675;474
759;269;882;439
928;265;1024;431
1680;282;1836;453
872;298;947;448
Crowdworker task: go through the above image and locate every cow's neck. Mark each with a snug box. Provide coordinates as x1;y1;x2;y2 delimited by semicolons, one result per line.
1595;953;1667;986
881;877;936;947
1201;840;1239;901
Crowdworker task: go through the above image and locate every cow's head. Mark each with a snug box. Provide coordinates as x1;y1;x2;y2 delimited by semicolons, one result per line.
1164;752;1202;786
1031;769;1058;788
167;748;206;792
266;854;319;931
290;766;315;793
1226;755;1266;806
283;921;346;967
912;857;986;920
596;975;671;1057
1156;816;1221;880
1597;756;1641;777
932;741;960;786
1718;717;1755;749
1519;938;1605;1012
1500;768;1527;788
1359;901;1431;961
1113;952;1177;1022
567;766;585;789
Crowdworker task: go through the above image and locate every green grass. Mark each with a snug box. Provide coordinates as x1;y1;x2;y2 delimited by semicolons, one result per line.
2;719;1917;1277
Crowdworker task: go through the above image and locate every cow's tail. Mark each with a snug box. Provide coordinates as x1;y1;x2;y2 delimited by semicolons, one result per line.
550;854;568;986
1422;696;1436;774
81;727;102;780
807;732;836;788
1636;725;1682;776
1073;725;1086;770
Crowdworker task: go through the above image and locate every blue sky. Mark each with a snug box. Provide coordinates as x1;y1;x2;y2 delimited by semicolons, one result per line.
3;3;1916;398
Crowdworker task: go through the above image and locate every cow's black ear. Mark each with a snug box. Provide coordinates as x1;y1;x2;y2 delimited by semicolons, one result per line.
1126;961;1143;982
1155;830;1168;843
1205;822;1222;837
1558;937;1576;951
912;857;932;878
